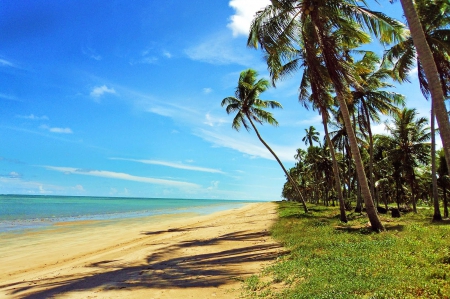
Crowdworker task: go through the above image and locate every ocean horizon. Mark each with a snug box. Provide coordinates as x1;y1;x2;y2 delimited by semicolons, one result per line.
0;194;258;233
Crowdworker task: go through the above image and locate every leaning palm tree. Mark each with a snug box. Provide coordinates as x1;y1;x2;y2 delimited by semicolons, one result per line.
221;69;308;212
385;0;450;220
261;37;348;221
393;0;450;179
302;126;321;147
248;0;405;231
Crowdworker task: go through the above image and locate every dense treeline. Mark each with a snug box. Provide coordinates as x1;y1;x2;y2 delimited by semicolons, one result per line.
282;119;449;218
223;0;450;230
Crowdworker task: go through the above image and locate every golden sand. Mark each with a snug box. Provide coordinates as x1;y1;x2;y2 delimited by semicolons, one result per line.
0;202;282;299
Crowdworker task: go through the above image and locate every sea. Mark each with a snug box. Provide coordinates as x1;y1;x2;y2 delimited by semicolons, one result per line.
0;194;255;234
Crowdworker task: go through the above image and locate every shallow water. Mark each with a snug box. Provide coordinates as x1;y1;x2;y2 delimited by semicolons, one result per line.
0;195;255;233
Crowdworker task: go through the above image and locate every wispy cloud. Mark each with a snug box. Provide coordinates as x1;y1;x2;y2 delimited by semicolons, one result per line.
43;166;201;188
8;171;21;178
90;85;116;98
0;177;59;194
40;125;73;134
195;129;296;162
0;93;20;101
110;158;225;174
227;0;271;37
184;33;254;66
82;47;102;61
17;114;49;120
203;87;213;94
163;50;172;58
0;58;15;68
204;113;228;127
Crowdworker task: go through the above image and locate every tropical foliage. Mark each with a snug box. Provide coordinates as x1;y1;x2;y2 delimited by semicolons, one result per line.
220;0;450;228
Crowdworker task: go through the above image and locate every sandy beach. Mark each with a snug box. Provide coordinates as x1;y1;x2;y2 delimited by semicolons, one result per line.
0;202;282;299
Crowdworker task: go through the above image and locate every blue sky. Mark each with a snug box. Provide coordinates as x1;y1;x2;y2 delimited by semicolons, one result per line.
0;0;433;200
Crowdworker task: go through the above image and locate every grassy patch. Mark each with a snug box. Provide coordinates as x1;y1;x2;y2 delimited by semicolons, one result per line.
242;201;450;299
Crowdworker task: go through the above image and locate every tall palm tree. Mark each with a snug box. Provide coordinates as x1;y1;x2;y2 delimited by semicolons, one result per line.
351;52;405;202
394;0;450;180
221;68;308;212
385;108;431;213
385;0;450;220
248;0;405;231
264;40;348;221
302;126;321;147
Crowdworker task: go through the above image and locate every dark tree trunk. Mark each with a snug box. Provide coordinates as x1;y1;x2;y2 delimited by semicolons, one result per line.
431;102;442;221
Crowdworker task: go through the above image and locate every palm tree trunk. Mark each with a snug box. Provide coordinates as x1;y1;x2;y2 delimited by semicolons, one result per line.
400;0;450;178
321;110;347;222
431;101;442;221
444;186;448;218
410;177;417;213
336;93;384;231
363;103;376;203
246;113;309;213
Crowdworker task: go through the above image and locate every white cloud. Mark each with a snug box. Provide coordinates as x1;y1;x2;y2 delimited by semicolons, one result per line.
74;184;85;191
17;114;49;121
195;129;296;162
163;51;172;58
203;87;213;94
372;122;389;135
0;177;62;194
0;93;18;101
184;34;253;65
207;180;220;190
90;85;116;98
147;106;176;117
204;113;228;127
140;56;158;64
40;125;73;134
82;47;102;61
43;166;201;189
110;158;225;174
0;58;15;68
227;0;271;37
8;171;21;178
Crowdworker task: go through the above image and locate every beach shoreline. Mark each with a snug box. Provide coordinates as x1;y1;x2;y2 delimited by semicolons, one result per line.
0;201;282;299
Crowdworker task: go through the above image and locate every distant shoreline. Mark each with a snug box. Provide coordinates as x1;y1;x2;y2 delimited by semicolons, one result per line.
0;195;260;233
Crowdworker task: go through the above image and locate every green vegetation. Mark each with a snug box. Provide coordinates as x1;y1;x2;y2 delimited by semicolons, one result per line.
234;0;450;227
241;201;450;299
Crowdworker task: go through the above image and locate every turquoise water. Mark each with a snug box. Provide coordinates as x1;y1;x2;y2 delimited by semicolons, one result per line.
0;195;255;233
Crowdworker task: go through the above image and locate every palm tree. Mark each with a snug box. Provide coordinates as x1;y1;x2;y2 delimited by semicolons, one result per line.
385;108;431;213
351;52;405;204
221;68;308;213
302;126;321;147
394;0;450;180
248;0;405;231
264;40;348;221
385;0;450;220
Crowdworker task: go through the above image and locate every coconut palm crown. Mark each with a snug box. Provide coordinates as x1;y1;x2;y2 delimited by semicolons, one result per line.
221;69;282;132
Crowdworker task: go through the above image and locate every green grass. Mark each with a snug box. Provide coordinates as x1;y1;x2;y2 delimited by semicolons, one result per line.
241;202;450;299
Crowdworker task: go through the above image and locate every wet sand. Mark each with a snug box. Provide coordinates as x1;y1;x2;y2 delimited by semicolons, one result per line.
0;202;283;299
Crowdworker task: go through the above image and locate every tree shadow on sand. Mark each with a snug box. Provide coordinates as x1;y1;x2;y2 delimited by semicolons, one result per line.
6;230;284;299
